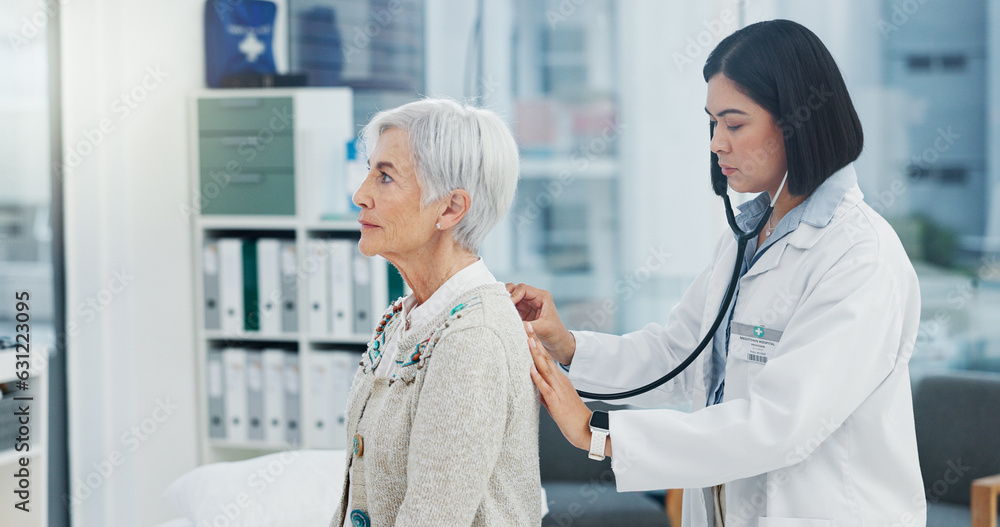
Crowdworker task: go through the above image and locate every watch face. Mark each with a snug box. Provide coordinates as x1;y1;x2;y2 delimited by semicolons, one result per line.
590;410;609;430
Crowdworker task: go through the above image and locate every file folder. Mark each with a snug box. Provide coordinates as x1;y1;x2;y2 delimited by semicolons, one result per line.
329;350;356;447
283;351;302;445
246;350;265;441
218;239;245;334
242;239;260;332
257;239;282;335
328;239;354;337
262;348;287;444
307;239;330;335
279;240;298;333
207;349;226;439
203;239;221;330
222;348;249;442
387;260;406;304
307;352;337;448
353;248;373;335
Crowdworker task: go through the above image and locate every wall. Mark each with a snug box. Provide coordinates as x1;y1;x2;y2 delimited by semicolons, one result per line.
612;1;737;328
0;2;51;206
988;0;1000;249
61;1;203;525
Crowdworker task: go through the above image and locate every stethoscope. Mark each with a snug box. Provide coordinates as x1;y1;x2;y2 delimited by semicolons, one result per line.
575;159;789;401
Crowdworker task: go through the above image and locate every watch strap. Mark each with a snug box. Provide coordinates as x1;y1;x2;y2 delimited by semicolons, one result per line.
589;429;608;461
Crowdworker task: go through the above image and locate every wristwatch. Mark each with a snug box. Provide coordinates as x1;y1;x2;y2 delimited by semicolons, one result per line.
588;411;610;461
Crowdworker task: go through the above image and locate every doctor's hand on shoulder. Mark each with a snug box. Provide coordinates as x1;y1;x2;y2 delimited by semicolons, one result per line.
506;282;576;365
506;283;609;457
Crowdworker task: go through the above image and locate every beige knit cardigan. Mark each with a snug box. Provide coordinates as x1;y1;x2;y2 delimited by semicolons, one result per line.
330;282;542;526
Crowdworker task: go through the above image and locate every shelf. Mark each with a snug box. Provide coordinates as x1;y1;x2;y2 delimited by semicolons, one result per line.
203;331;298;343
519;157;618;180
306;220;362;232
195;217;365;231
308;335;371;346
207;439;296;451
0;448;39;467
191;89;392;466
198;216;298;230
199;332;372;345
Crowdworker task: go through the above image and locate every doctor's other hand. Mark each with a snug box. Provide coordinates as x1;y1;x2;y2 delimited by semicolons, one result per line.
506;282;576;365
526;322;600;454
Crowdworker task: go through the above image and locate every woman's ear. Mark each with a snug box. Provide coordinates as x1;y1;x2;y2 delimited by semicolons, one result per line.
436;189;471;230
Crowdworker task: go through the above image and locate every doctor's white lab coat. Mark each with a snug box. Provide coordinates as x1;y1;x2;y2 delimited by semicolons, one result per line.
567;167;926;527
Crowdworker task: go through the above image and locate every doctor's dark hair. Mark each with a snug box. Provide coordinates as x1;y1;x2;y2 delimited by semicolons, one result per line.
704;19;863;197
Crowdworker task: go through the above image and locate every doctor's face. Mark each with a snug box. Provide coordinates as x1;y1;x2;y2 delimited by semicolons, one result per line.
706;74;788;196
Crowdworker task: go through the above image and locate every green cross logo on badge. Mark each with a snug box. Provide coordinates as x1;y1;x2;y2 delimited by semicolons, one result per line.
754;326;765;338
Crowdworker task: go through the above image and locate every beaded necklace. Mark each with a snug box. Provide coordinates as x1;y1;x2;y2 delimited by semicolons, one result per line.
366;301;403;370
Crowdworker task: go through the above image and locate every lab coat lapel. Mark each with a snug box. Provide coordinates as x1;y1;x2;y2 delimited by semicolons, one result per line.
694;237;739;410
742;240;788;279
742;182;866;279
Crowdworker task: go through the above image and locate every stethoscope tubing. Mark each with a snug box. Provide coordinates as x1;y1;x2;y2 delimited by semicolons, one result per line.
575;194;773;401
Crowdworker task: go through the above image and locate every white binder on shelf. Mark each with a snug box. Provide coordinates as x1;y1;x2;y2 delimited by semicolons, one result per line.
246;350;265;441
307;239;330;335
328;239;355;337
329;350;357;446
218;238;245;334
256;239;282;335
283;351;302;445
352;248;373;336
262;348;287;445
206;349;226;439
222;348;249;442
279;240;298;333
371;255;390;321
203;239;221;330
307;352;338;448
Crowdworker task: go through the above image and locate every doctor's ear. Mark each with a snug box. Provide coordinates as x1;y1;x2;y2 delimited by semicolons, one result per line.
436;189;471;230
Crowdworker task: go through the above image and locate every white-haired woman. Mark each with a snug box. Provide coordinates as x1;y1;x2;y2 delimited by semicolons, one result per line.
331;99;541;527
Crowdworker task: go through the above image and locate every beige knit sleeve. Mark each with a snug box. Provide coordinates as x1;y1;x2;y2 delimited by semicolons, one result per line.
395;326;509;526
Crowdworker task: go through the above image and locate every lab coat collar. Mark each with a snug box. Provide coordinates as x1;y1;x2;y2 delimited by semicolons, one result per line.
735;164;859;278
733;163;858;233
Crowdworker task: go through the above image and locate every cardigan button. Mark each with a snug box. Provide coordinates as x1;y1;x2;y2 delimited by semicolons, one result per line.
353;434;364;457
350;509;370;527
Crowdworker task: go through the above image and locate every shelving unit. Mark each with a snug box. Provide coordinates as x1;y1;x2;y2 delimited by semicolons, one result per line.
189;89;396;465
0;347;47;527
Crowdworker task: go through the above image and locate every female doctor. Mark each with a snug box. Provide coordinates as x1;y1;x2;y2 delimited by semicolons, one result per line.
508;20;925;527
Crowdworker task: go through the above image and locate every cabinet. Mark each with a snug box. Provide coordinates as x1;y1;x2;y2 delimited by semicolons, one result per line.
0;347;47;527
189;89;400;464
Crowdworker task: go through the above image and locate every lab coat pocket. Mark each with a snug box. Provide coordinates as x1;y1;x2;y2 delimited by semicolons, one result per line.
758;518;834;527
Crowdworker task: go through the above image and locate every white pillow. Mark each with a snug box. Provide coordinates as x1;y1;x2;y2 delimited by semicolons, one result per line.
163;449;346;527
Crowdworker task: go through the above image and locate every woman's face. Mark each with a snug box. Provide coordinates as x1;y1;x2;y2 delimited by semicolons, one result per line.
706;73;788;196
353;127;440;260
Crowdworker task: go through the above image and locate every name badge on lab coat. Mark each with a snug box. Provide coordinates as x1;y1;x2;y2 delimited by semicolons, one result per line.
730;323;783;364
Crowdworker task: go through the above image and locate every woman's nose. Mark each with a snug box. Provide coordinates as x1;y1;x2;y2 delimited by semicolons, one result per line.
710;129;729;154
353;175;372;209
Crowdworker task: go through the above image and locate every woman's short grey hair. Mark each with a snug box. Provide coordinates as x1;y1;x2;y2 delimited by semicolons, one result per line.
360;98;519;253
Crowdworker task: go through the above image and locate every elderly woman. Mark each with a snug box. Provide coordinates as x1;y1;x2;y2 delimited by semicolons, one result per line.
331;99;541;527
